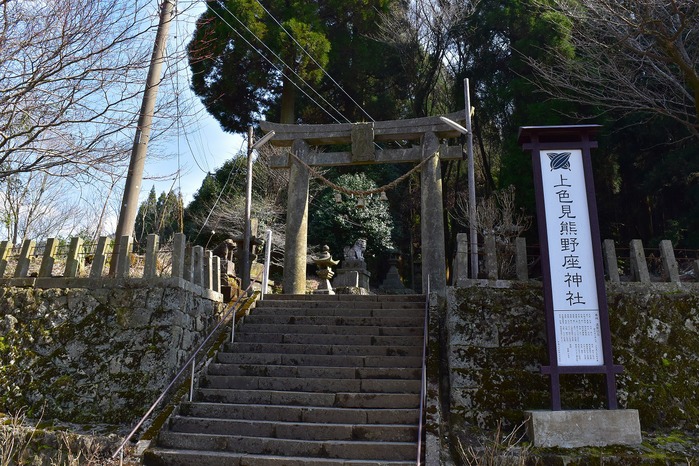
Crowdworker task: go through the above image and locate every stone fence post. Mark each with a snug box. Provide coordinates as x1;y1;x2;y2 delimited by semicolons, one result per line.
192;245;204;287
14;239;35;278
90;236;112;278
115;236;133;279
39;238;59;278
172;233;186;279
515;237;528;281
203;250;213;290
484;235;498;280
0;241;10;277
144;234;160;279
603;239;620;283
629;239;650;283
659;240;680;283
454;233;469;284
65;237;84;278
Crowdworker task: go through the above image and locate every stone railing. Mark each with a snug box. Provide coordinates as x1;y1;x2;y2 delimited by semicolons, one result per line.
0;233;222;298
453;233;699;286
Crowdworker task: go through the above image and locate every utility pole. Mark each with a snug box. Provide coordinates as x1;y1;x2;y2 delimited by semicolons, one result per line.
110;0;176;274
464;78;478;279
241;127;254;292
241;128;276;292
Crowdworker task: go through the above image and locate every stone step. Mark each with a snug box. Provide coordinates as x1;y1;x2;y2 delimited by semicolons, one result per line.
223;342;422;357
237;323;423;336
143;448;416;466
168;417;418;442
155;431;417;461
144;294;426;465
200;375;421;394
260;294;425;303
214;351;423;368
244;315;423;327
264;293;425;303
255;301;425;311
196;389;421;409
233;332;422;346
179;402;420;424
251;306;423;318
206;363;421;380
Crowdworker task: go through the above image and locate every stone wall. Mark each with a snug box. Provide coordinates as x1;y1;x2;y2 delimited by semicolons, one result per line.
444;282;699;436
0;278;226;424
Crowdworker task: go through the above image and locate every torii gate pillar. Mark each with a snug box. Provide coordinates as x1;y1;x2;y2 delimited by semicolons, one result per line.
284;139;310;294
420;132;447;294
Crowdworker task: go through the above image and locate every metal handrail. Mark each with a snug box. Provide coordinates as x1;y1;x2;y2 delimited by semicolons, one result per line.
111;252;271;460
416;276;430;466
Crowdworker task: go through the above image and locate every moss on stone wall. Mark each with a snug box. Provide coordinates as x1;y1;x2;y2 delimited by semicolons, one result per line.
445;283;699;463
0;284;223;424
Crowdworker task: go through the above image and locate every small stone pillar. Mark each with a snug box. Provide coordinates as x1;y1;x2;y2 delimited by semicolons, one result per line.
484;235;498;280
515;237;528;281
39;238;59;277
115;236;132;278
15;239;36;278
454;233;469;285
192;245;204;287
0;241;10;277
629;239;650;283
312;245;339;295
203;250;213;290
212;256;221;293
143;234;160;279
90;236;112;278
603;239;620;283
171;233;186;279
64;237;83;278
659;240;680;283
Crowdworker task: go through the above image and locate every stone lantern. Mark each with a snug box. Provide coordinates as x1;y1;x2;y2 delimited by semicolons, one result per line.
312;245;339;295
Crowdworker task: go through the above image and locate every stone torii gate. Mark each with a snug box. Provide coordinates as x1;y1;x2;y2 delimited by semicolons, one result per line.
260;111;467;295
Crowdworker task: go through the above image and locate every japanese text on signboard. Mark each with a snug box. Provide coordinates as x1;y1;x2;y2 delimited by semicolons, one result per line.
540;149;603;366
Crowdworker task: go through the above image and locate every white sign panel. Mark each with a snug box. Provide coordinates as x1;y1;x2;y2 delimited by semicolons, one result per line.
540;149;604;366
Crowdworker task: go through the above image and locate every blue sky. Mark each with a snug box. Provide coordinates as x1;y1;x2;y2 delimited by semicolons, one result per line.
141;0;245;205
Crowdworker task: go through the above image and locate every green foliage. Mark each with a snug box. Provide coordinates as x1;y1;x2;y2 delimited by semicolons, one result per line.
309;173;395;259
188;0;410;131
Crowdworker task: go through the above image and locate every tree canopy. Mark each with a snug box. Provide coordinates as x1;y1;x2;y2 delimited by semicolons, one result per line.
188;0;411;131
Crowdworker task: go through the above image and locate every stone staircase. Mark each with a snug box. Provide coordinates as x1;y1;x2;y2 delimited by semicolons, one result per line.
143;294;426;465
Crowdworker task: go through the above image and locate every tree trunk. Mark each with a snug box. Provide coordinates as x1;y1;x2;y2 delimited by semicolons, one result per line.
280;74;296;124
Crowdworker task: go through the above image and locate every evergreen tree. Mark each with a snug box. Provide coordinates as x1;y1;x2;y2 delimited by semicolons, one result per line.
134;186;183;247
188;0;410;131
308;172;395;260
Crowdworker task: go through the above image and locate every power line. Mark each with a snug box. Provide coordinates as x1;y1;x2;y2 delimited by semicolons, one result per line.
252;0;378;123
210;2;350;124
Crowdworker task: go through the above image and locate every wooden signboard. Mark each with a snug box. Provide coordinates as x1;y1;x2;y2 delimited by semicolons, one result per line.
519;125;623;410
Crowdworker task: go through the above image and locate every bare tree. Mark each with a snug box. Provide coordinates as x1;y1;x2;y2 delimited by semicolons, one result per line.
527;0;699;139
0;171;87;244
376;0;478;117
0;0;192;180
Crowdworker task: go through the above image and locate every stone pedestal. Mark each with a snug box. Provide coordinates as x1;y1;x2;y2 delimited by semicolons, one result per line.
525;409;642;448
334;259;371;291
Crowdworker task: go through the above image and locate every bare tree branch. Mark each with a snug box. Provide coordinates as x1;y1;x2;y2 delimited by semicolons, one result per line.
0;0;195;180
526;0;699;138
